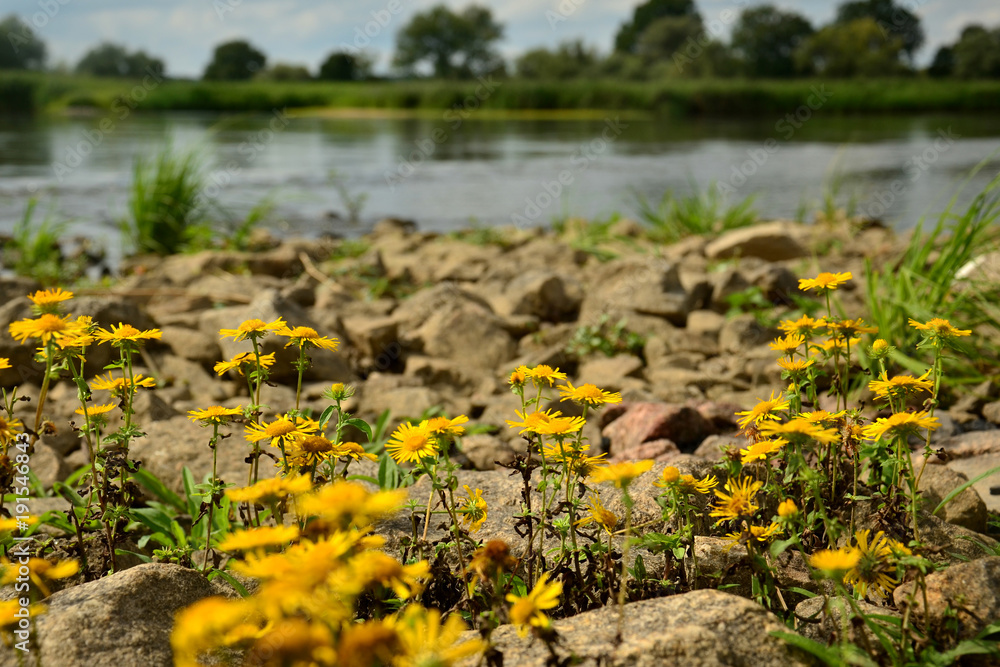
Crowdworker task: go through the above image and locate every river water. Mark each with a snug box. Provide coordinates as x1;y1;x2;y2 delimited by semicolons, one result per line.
1;111;999;256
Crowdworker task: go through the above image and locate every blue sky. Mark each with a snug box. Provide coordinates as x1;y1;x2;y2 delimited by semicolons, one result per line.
8;0;1000;77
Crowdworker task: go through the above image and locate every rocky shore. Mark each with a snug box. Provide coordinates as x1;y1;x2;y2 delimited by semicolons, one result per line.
1;217;999;665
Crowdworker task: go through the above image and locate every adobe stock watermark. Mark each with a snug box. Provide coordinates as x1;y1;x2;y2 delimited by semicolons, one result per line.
383;75;500;191
51;68;165;181
546;0;586;29
339;0;406;54
673;0;750;73
6;0;71;41
511;116;628;227
10;433;34;654
717;85;833;197
856;127;959;220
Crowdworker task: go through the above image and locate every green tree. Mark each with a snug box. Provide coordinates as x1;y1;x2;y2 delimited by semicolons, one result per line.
0;14;46;70
835;0;923;60
515;40;596;79
203;40;267;81
635;15;704;63
927;46;954;78
614;0;698;54
795;17;906;77
732;5;813;78
258;63;312;81
393;4;503;79
318;51;372;81
952;25;1000;78
76;42;165;78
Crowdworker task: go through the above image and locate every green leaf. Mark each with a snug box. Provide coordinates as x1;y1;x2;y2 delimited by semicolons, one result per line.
933;464;1000;516
318;405;337;430
130;507;174;536
344;417;373;444
116;548;152;564
785;587;818;599
133;468;186;514
182;467;199;517
208;569;251;598
53;482;86;508
771;631;846;666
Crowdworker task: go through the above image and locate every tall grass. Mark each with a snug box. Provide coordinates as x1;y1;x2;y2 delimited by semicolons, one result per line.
865;163;1000;382
122;149;207;255
635;183;758;243
2;197;84;284
8;72;1000;115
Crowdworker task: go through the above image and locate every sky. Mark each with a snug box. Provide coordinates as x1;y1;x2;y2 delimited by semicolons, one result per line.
7;0;1000;77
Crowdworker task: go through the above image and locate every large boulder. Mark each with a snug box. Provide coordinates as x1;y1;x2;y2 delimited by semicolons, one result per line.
917;464;989;533
602;402;715;455
704;221;810;262
463;589;815;667
0;563;216;667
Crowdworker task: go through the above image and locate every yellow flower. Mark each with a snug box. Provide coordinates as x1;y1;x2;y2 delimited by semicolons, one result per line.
508;366;528;387
525;364;567;386
506;409;563;435
276;325;340;351
89;373;156;395
575;493;618;535
0;516;36;533
423;415;469;438
331;441;377;462
817;336;861;355
9;313;74;344
296;482;405;530
226;475;312;505
777;499;798;518
244;414;317;449
0;414;24;446
709;476;762;522
659;466;680;484
337;619;400;667
869;338;893;359
829;318;878;337
188;406;242;426
759;417;840;446
769;334;805;357
394;605;486;667
557;382;622;407
287;434;337;466
722;523;781;551
74;403;116;417
678;473;718;494
778;314;827;337
458;485;488;533
213;351;276;376
844;530;905;601
506;572;562;637
385;422;438;464
777;358;814;373
798;271;852;292
735;390;790;430
217;525;299;552
171;597;267;666
0;557;79;596
468;540;518;582
27;287;73;313
868;370;934;401
0;358;9;370
740;439;784;465
589;459;654;489
0;600;45;631
337;552;431;599
535;415;586;437
908;317;971;339
809;547;861;575
218;317;286;342
862;411;939;442
324;382;354;401
94;323;162;345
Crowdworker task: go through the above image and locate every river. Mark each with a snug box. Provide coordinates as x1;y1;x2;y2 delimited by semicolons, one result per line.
2;111;999;256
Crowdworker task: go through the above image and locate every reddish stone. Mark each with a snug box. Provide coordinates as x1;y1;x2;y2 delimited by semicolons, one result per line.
610;438;680;463
601;402;715;455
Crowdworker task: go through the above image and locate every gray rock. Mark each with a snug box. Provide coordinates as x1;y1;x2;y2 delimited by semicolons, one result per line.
795;596;900;656
719;313;774;354
917;512;998;564
894;557;1000;641
0;563;216;667
159;326;221;368
461;433;518;470
490;270;582;322
576;354;644;390
917;464;989;533
462;589;816;667
983;401;1000;426
578;257;692;327
686;309;726;336
704;220;809;262
945;453;1000;513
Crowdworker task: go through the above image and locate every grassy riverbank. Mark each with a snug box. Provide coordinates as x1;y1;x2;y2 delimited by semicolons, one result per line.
4;72;1000;116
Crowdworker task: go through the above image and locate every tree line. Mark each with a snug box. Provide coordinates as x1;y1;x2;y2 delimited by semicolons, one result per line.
1;0;998;81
